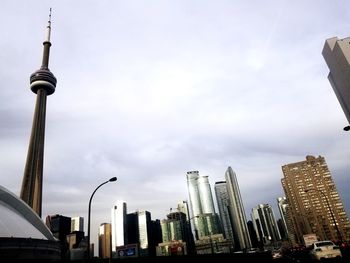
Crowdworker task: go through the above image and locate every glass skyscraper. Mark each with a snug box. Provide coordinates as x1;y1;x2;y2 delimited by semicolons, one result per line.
214;181;233;241
251;204;281;246
225;166;251;250
111;200;127;252
186;171;220;239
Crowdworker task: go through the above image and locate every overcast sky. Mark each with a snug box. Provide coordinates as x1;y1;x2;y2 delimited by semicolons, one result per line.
1;0;350;250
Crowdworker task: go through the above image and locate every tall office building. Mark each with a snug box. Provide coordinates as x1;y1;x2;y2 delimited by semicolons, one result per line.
281;155;350;245
186;171;221;239
251;204;281;246
71;216;84;232
20;10;57;217
99;223;112;259
111;201;127;252
214;181;233;241
225;166;251;250
322;36;350;128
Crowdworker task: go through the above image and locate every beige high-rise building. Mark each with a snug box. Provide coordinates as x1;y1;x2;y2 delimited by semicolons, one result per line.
281;155;350;245
99;223;112;259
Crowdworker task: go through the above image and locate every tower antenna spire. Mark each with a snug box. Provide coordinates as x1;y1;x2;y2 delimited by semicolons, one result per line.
46;8;52;43
40;7;53;70
20;8;57;217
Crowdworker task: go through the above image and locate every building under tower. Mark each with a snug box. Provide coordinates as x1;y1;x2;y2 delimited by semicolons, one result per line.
20;9;57;217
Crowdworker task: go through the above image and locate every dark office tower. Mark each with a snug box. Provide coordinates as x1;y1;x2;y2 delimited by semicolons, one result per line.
126;213;139;245
20;10;57;217
126;210;158;257
277;197;289;240
99;223;112;259
214;181;234;241
281;155;350;245
225;167;251;250
46;214;71;242
46;214;71;260
277;219;288;241
151;219;162;248
247;220;260;249
251;204;281;246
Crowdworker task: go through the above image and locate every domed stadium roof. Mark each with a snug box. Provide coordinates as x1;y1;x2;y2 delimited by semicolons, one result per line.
0;185;60;261
0;185;55;240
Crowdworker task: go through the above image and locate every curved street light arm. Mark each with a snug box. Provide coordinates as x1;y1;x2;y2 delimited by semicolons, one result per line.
87;177;117;258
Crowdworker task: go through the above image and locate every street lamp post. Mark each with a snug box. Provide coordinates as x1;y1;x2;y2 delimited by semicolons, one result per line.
304;188;343;243
87;177;117;259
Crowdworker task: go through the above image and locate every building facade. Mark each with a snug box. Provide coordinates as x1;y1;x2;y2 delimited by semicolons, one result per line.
281;155;350;245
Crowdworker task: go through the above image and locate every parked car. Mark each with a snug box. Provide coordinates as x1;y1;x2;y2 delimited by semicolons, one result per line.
272;249;283;259
309;240;342;261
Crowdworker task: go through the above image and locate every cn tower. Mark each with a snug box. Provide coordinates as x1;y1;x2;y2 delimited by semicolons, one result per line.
20;9;57;217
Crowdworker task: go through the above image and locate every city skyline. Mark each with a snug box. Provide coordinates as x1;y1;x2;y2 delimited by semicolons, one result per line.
1;0;350;254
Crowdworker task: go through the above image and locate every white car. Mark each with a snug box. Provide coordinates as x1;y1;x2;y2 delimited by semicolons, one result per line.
309;240;342;261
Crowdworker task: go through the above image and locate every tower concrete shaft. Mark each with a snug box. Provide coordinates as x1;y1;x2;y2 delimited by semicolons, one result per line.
20;10;57;217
